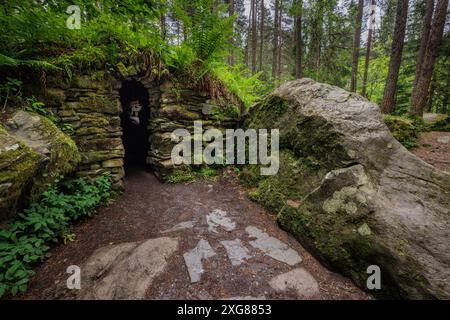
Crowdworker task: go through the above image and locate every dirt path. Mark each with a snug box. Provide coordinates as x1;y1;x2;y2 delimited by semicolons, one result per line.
21;167;370;300
412;131;450;172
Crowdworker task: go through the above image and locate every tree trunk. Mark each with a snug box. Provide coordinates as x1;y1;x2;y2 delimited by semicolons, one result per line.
413;0;435;89
251;0;258;74
426;77;436;113
277;3;283;79
410;0;449;117
350;0;364;92
294;0;303;79
380;0;409;114
259;0;265;73
361;0;376;98
228;0;235;66
272;0;280;78
160;12;166;40
245;4;253;67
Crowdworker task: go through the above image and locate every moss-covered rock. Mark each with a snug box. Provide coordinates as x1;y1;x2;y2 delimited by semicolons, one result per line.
1;111;80;219
424;113;450;132
244;78;450;299
384;115;419;149
0;125;41;221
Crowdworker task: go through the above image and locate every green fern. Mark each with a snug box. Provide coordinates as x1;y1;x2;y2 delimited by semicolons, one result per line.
173;0;235;63
0;54;58;71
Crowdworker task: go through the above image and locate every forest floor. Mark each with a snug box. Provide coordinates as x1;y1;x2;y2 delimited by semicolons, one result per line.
19;166;370;300
411;131;450;172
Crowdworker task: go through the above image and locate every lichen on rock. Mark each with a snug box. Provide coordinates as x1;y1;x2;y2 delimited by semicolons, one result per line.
243;78;450;299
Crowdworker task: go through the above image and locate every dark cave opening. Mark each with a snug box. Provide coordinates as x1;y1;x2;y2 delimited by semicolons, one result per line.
119;79;150;172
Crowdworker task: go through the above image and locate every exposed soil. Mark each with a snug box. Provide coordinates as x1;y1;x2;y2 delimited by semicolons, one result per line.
19;166;371;300
411;131;450;172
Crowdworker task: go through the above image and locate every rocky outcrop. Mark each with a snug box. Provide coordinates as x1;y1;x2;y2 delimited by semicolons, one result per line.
244;78;450;299
0;111;80;221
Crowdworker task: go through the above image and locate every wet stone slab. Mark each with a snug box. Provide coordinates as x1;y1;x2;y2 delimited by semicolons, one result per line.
220;239;251;266
183;239;216;283
246;226;302;266
206;209;236;233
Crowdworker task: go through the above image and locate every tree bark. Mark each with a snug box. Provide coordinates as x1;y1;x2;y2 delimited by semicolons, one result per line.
259;0;265;73
413;0;435;89
272;0;280;78
361;0;376;98
380;0;409;114
350;0;364;92
410;0;449;117
251;0;258;74
160;11;166;40
245;4;253;67
426;76;436;113
277;3;283;79
228;0;235;66
294;0;303;79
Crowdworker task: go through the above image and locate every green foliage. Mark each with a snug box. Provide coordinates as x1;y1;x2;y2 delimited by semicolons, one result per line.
0;176;112;298
168;166;219;184
0;78;23;109
173;0;235;63
165;44;196;72
212;65;270;109
168;167;198;184
356;46;390;104
25;99;59;124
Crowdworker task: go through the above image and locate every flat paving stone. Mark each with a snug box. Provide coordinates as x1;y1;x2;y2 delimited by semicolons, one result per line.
246;226;302;266
206;209;236;233
269;268;320;298
437;136;450;144
221;239;251;266
183;239;216;283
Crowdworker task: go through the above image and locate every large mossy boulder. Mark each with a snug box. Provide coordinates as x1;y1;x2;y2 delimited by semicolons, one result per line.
0;125;41;221
423;113;450;132
0;111;80;222
244;79;450;299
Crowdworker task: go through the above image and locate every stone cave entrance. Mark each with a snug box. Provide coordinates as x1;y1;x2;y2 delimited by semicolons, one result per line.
119;79;150;172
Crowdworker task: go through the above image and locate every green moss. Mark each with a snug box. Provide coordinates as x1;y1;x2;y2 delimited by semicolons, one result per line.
210;104;240;122
0;127;41;219
167;166;219;184
245;95;290;129
426;114;450;132
167;167;197;184
28;116;81;202
78;93;120;115
160;104;201;121
384;115;419;149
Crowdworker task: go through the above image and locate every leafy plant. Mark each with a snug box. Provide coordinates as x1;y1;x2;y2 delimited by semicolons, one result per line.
168;166;219;184
173;0;235;63
0;176;112;298
0;77;22;111
25;98;59;125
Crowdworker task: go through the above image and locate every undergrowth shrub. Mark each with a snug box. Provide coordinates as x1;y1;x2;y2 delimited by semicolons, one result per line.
0;176;112;298
168;166;219;184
